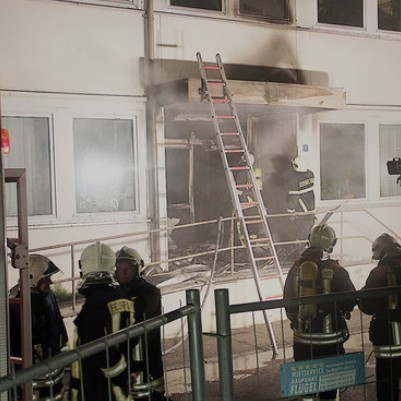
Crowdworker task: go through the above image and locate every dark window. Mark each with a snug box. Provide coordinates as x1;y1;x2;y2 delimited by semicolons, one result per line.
318;0;363;27
239;0;289;21
170;0;222;11
379;0;401;32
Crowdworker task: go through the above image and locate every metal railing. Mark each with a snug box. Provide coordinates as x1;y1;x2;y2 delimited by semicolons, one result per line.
213;286;401;401
0;289;205;401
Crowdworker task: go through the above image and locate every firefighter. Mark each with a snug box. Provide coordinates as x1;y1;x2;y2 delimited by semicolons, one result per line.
287;155;316;242
9;254;69;401
283;224;356;401
70;242;138;401
359;233;401;401
115;246;170;401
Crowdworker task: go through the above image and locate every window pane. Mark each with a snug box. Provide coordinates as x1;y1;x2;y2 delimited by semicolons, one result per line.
318;0;363;27
2;117;52;216
380;124;401;197
379;0;401;32
74;118;137;213
170;0;222;11
320;123;366;200
239;0;289;21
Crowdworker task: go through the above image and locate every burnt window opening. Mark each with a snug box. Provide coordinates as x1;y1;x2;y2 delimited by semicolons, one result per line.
378;0;401;32
318;0;363;28
239;0;290;22
170;0;222;11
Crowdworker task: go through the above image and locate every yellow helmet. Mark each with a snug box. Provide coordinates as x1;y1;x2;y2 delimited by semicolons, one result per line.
29;254;61;288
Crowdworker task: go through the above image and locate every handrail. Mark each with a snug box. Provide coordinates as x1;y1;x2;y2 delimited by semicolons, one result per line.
0;289;205;401
15;207;401;309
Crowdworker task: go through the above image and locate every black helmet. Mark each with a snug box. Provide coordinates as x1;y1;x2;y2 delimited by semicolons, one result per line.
309;224;337;253
372;233;401;260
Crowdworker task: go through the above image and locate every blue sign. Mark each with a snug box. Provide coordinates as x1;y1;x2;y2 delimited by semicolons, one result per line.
280;352;365;397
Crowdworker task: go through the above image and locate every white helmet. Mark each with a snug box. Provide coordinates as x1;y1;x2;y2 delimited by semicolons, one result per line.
115;246;144;277
29;254;61;288
78;242;116;292
293;156;308;172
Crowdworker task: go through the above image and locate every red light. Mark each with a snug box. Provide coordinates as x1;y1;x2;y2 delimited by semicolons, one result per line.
1;128;10;155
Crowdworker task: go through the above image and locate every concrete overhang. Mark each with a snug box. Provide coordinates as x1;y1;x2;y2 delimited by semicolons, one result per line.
149;78;346;123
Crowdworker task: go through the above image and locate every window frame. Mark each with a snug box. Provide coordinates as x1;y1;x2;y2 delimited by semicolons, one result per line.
72;116;140;216
2;112;57;224
1;93;147;228
318;120;368;203
237;0;291;23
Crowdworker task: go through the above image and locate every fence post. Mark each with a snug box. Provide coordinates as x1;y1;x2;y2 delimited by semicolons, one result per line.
215;288;234;401
186;289;205;401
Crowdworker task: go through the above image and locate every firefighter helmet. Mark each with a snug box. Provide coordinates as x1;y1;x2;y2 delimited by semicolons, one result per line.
293;155;308;173
309;224;337;253
29;254;61;288
372;233;399;260
78;242;116;291
115;246;144;269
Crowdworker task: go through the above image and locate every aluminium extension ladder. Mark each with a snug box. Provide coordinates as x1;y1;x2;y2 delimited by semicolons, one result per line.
196;52;285;355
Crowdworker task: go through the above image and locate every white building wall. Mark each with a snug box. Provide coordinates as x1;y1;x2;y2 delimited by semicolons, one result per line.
1;0;401;339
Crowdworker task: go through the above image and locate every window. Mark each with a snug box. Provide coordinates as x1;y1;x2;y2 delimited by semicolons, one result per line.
239;0;289;21
170;0;222;11
318;0;363;27
378;0;401;32
73;118;137;213
320;123;366;200
380;124;401;197
2;116;52;216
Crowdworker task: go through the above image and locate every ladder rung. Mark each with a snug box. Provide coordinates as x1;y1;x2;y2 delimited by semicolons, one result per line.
208;80;224;86
225;149;245;154
212;97;229;103
231;166;249;171
245;219;263;225
240;201;258;208
221;132;240;136
216;115;235;119
203;65;221;70
254;256;275;262
236;184;253;189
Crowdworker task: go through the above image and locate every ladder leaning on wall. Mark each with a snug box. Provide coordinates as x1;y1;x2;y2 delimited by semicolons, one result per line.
196;52;285;355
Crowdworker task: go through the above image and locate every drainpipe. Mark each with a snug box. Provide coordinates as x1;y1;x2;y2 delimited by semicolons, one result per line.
143;0;161;264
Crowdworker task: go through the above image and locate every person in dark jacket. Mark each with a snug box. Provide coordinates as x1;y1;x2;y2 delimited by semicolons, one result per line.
359;233;401;401
115;246;169;401
284;224;356;401
287;155;316;243
70;242;138;401
9;254;69;401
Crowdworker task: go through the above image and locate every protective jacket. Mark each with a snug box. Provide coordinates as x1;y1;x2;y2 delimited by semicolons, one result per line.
284;248;356;346
359;253;401;358
9;290;69;401
119;278;166;400
287;169;315;213
70;284;138;401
